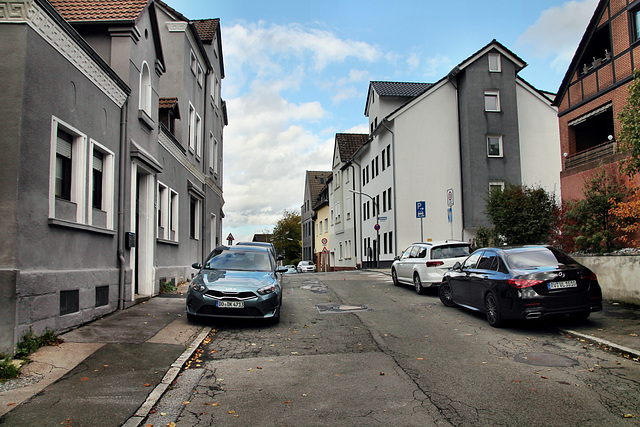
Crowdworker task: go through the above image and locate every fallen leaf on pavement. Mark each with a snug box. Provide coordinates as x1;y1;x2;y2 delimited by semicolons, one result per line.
81;377;89;381
228;410;236;414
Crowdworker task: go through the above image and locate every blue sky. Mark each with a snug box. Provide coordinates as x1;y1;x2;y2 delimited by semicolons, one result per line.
166;0;598;243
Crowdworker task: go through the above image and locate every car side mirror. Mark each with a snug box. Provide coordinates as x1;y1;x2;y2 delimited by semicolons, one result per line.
192;262;202;269
277;254;285;261
452;262;462;270
394;256;400;261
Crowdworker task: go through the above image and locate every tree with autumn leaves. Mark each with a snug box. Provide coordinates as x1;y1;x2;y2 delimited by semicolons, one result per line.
610;69;640;246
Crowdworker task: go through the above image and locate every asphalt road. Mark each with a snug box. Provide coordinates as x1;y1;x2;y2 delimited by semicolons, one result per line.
146;270;640;426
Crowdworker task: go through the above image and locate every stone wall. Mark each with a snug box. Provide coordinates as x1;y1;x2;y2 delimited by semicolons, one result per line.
574;255;640;305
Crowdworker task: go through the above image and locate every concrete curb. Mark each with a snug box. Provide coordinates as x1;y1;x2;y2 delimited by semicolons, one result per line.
122;326;212;427
558;328;640;361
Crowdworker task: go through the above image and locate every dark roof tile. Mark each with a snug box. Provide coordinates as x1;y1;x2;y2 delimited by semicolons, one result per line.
336;133;368;161
192;19;219;43
370;81;433;98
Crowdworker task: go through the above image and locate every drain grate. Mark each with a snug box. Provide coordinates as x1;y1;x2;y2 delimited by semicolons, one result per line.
316;303;372;313
514;352;579;367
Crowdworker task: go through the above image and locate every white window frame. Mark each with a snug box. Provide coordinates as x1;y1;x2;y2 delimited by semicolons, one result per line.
195;113;202;157
170;190;179;241
188;103;196;151
208;132;215;171
489;181;505;192
210;213;217;250
190;195;201;240
335;201;341;223
346;197;351;220
157;181;169;240
484;90;501;112
49;117;88;224
488;53;501;72
139;61;152;116
89;140;115;229
487;135;503;158
197;63;204;87
190;50;197;75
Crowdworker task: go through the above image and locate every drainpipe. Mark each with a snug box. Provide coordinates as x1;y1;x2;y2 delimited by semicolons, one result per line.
381;120;397;257
117;99;129;310
202;68;211;263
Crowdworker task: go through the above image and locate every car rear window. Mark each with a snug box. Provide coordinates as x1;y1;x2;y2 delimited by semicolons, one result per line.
506;247;576;270
431;245;471;260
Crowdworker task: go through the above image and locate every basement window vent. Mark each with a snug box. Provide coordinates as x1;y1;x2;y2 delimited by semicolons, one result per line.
96;286;109;307
60;289;79;315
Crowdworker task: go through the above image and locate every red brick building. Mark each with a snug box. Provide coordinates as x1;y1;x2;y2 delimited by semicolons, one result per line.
554;0;640;201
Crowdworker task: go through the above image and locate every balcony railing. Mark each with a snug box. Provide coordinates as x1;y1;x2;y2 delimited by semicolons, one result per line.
565;141;616;169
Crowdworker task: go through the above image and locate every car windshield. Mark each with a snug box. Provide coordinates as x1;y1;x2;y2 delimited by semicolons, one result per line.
506;247;576;270
431;245;471;260
205;250;272;272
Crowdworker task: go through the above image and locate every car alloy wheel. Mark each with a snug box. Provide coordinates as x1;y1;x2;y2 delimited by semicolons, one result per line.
392;269;400;286
439;282;456;307
414;273;425;295
485;293;504;327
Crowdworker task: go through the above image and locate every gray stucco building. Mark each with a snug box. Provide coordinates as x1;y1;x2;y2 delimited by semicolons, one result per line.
0;0;226;354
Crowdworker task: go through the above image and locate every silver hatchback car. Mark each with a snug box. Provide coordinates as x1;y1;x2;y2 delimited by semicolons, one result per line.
391;241;471;294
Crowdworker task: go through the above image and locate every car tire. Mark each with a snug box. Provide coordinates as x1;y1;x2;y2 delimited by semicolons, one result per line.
439;281;456;307
485;293;504;328
414;273;426;295
391;269;400;286
270;306;281;325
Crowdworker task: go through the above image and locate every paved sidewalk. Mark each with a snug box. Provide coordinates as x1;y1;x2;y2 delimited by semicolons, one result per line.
0;287;210;427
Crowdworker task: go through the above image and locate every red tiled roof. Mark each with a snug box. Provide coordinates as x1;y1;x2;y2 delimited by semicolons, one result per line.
49;0;149;22
159;97;178;109
192;19;219;43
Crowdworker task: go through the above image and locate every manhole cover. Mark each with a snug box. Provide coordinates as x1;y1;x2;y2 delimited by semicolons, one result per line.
301;284;328;294
316;303;372;313
514;352;579;367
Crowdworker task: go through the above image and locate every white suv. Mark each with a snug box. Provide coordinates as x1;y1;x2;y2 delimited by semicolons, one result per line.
391;241;471;294
297;260;316;273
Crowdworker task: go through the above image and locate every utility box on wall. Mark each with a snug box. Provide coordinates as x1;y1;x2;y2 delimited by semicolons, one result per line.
125;232;136;249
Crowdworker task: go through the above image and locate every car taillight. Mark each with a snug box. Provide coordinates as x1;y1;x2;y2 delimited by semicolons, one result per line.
426;261;444;268
508;279;544;289
582;271;598;281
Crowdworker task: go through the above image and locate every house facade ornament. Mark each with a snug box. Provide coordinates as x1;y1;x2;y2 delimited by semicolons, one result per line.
0;0;127;107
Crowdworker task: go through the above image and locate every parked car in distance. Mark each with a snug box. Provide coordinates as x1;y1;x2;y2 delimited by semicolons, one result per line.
439;245;603;327
297;260;316;273
391;241;471;294
283;265;298;274
235;241;283;263
187;246;287;324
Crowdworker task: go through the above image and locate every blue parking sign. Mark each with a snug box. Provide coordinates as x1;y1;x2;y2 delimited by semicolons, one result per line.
416;201;426;218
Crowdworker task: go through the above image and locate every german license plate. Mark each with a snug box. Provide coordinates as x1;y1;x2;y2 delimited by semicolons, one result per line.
217;301;244;308
548;280;577;290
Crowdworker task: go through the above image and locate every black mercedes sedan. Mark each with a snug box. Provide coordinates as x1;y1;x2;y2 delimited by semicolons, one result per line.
439;246;602;327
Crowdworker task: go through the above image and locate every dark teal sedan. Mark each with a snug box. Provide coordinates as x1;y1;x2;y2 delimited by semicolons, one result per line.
187;246;287;324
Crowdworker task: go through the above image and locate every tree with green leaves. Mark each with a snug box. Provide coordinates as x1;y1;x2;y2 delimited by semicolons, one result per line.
563;167;627;253
272;210;302;265
484;183;558;245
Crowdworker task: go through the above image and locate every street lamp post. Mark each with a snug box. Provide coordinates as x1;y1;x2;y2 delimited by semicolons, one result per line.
350;189;379;269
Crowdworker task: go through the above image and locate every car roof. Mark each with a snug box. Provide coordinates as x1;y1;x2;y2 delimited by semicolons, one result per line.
211;245;271;254
474;245;551;253
410;240;469;247
236;241;274;247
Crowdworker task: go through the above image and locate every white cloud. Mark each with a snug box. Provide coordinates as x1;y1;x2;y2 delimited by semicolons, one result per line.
220;22;383;241
516;0;598;72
